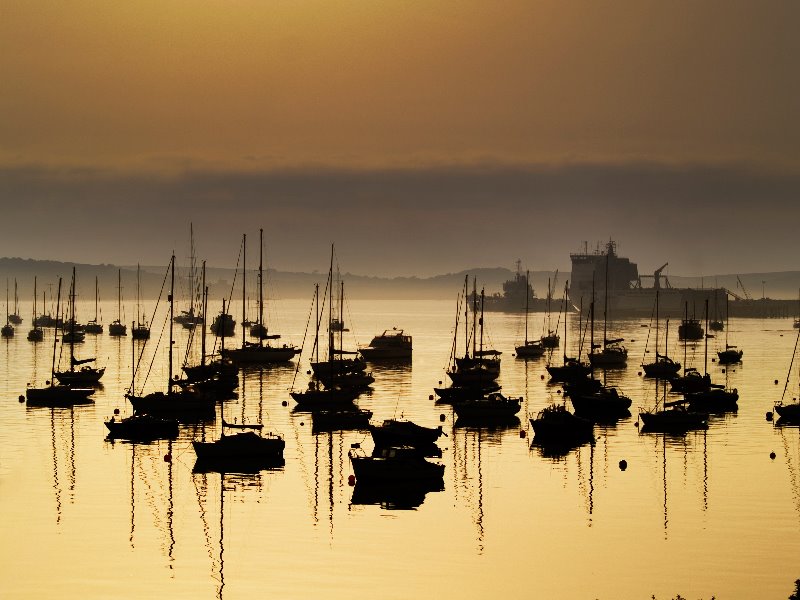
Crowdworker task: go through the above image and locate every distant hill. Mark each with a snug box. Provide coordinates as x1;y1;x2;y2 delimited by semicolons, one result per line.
1;257;798;304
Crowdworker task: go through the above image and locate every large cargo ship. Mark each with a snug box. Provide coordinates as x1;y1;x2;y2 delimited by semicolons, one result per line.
483;241;794;318
570;241;796;318
568;240;721;318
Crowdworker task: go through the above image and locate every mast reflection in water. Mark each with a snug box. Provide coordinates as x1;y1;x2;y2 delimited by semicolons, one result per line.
1;297;800;599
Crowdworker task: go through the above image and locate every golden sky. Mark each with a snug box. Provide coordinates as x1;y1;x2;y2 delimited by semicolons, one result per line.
1;2;799;276
2;0;797;172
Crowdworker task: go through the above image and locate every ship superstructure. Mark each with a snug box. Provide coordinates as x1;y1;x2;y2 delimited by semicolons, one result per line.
569;241;723;318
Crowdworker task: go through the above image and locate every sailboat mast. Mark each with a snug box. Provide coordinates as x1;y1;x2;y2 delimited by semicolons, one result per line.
258;228;264;348
328;245;334;363
578;294;583;358
94;276;99;321
32;277;37;325
339;280;344;359
168;254;175;393
590;277;595;360
683;302;688;375
463;274;469;358
603;247;609;349
524;270;529;344
189;222;195;318
136;264;141;326
703;298;709;377
314;283;319;364
564;281;569;363
14;278;18;316
471;277;477;358
242;233;247;348
546;277;551;334
479;287;485;357
725;293;730;349
201;261;207;367
130;320;135;394
117;269;122;322
69;267;76;372
51;278;62;387
655;289;660;356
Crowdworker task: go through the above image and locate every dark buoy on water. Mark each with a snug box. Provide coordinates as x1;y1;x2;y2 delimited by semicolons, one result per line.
439;413;446;422
114;408;120;415
519;430;526;439
541;374;545;380
766;412;774;421
429;394;433;401
619;460;627;471
164;454;172;462
281;400;288;407
770;452;776;460
18;395;24;403
775;379;779;385
638;371;642;376
348;474;355;486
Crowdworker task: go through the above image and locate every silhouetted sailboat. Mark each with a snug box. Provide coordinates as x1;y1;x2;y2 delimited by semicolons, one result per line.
174;223;204;329
515;270;545;358
678;301;703;340
8;278;22;325
54;268;105;386
308;246;372;389
447;279;501;386
639;378;707;433
546;281;591;382
716;293;742;365
709;288;724;332
223;230;299;364
589;248;627;367
569;298;632;418
2;279;14;338
642;290;681;379
108;269;127;336
540;274;560;348
26;278;95;407
27;277;44;342
686;299;738;413
84;276;103;334
775;321;800;422
126;255;215;418
131;264;150;340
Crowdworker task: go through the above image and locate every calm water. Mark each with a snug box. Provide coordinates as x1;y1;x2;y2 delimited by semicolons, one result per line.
1;297;800;599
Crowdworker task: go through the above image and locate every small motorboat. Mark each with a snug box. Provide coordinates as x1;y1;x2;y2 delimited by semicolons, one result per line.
359;328;412;361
